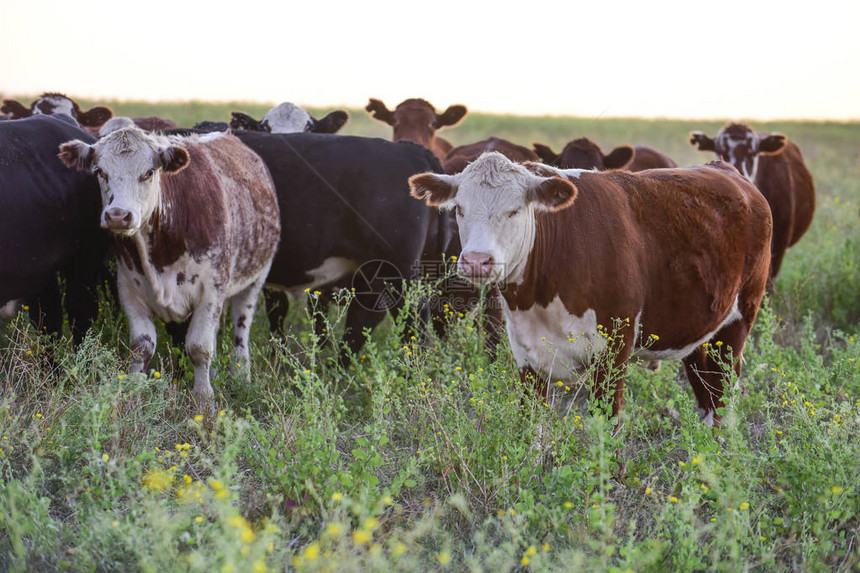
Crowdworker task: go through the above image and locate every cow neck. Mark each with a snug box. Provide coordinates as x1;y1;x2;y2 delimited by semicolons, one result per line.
498;210;560;313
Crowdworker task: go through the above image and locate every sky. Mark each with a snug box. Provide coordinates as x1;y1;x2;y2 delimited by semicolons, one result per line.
1;0;858;121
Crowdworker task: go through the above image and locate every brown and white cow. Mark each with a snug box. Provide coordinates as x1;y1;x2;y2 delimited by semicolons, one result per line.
366;98;467;161
3;93;113;134
690;123;815;281
59;127;280;410
409;152;772;427
533;138;677;171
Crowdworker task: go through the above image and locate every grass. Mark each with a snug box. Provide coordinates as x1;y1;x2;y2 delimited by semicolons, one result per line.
1;98;859;572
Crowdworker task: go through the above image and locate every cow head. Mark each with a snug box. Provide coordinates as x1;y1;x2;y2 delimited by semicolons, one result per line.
690;123;787;180
229;102;350;134
533;138;633;170
366;98;467;148
2;93;113;128
58;127;189;235
410;152;577;285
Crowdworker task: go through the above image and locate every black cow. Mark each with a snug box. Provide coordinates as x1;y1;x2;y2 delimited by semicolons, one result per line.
0;115;107;343
231;132;441;357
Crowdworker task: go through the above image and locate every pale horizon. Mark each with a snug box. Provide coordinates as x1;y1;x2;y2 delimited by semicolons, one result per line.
2;0;858;122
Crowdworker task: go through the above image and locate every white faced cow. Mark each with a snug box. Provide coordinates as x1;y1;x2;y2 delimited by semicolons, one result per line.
410;153;772;427
59;127;281;411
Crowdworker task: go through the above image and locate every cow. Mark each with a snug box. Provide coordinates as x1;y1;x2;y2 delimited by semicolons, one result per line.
690;123;815;281
533;138;677;171
366;98;467;162
2;93;113;135
228;102;349;134
409;152;773;428
0;115;108;344
99;116;178;136
58;127;281;410
443;137;539;175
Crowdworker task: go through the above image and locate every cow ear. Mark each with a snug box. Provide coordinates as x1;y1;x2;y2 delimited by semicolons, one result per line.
528;176;577;211
434;104;467;128
409;172;458;207
759;133;786;155
312;110;349;133
604;145;634;169
366;98;396;125
58;140;95;171
230;111;262;131
690;131;716;152
160;145;189;173
532;143;560;165
2;99;32;119
76;105;113;127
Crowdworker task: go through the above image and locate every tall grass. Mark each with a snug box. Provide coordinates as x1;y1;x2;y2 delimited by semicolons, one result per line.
1;99;858;571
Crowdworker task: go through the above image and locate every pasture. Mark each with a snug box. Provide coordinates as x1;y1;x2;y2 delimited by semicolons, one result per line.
1;98;858;572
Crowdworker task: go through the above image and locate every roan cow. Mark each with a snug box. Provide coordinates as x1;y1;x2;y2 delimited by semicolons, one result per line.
533;137;677;171
3;93;113;135
0;115;107;343
59;127;281;409
366;98;467;161
409;152;772;427
690;123;815;281
229;102;349;134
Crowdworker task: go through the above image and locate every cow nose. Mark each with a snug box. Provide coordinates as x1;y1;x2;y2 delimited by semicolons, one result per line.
459;251;496;279
103;207;134;230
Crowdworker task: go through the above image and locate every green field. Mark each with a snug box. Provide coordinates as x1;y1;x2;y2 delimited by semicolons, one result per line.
1;99;858;572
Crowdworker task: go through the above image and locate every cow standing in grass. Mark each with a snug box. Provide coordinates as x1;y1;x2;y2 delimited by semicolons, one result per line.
59;127;280;410
410;153;772;427
690;124;815;281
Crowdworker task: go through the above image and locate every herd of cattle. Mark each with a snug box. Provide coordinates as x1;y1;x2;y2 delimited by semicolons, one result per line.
0;93;816;424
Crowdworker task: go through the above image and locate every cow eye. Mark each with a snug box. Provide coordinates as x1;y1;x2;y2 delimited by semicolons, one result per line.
140;169;155;182
455;205;464;217
93;166;106;180
505;209;519;218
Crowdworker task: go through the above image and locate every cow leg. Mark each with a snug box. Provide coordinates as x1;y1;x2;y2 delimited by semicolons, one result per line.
230;276;267;381
340;303;387;363
591;334;633;429
264;288;289;337
483;286;505;357
27;277;63;339
185;298;224;412
117;272;156;375
682;319;750;428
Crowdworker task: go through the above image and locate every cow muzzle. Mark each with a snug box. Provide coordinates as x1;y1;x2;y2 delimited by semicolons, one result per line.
103;207;137;233
458;251;497;283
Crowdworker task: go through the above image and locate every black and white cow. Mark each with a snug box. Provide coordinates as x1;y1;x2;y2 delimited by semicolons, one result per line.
0;115;108;343
229;102;349;134
59;127;281;409
230;131;442;357
2;93;113;135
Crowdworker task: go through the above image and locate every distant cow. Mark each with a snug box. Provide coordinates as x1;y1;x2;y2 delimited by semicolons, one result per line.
59;127;281;409
409;153;772;427
230;131;441;357
690;123;815;280
99;116;178;136
0;115;107;343
443;137;539;175
229;102;349;134
366;98;467;161
2;93;113;134
533;138;677;171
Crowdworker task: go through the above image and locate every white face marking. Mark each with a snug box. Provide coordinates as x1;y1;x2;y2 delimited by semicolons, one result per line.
716;127;760;181
261;102;314;133
504;296;607;383
451;153;554;285
634;295;742;361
